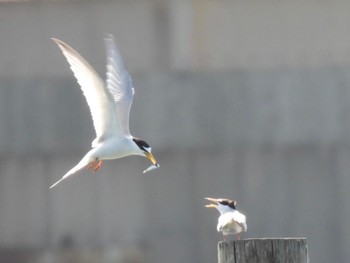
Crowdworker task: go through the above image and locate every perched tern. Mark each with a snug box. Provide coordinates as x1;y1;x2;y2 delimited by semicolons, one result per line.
205;197;247;240
50;35;159;189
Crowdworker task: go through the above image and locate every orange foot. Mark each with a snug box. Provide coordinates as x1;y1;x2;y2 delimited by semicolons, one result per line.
87;160;103;173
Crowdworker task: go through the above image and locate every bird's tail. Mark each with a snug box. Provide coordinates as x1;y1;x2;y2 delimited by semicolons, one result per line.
50;152;95;189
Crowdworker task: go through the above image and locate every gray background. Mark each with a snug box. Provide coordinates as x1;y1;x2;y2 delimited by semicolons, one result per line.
0;1;349;262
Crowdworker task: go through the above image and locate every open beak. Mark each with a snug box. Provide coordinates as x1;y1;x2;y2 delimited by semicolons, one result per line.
204;197;219;208
145;152;158;165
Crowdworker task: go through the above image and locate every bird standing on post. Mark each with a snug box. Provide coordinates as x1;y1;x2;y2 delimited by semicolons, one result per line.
50;35;159;189
205;197;247;240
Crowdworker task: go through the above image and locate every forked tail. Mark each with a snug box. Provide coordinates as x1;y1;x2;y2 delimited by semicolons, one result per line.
50;153;95;189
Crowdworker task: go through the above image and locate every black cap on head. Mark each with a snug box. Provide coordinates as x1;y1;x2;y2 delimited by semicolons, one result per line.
219;199;237;210
133;138;150;152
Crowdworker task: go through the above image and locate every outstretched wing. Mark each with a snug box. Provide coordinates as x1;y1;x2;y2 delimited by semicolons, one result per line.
104;35;134;136
52;38;118;145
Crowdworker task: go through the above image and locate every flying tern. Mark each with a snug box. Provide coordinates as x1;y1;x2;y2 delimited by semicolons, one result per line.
50;35;159;188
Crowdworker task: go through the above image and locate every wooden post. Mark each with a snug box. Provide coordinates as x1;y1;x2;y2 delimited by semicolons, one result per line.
218;238;309;263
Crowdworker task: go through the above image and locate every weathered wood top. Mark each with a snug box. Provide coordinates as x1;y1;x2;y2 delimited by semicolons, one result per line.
218;238;309;263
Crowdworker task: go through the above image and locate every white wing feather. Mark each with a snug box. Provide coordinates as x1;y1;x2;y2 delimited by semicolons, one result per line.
218;211;247;232
105;35;134;136
52;38;119;146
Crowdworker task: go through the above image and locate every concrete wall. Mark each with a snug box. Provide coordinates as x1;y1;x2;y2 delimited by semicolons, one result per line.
1;1;350;263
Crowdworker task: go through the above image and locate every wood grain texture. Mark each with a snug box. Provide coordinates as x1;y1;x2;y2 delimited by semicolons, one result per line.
218;238;309;263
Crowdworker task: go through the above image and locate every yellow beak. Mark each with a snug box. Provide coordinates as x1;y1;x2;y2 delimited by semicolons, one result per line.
204;197;219;208
205;204;218;208
145;152;158;165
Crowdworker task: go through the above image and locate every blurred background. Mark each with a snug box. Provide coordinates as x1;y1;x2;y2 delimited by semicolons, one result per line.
0;0;349;262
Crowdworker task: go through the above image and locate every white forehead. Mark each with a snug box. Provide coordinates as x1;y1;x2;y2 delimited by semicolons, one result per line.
144;146;152;152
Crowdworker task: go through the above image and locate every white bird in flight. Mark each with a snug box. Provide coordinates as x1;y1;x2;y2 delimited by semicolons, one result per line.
205;197;247;240
50;35;159;189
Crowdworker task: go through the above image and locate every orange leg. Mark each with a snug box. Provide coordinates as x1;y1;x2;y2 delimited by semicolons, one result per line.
93;160;103;173
87;160;98;171
87;160;103;173
236;234;241;240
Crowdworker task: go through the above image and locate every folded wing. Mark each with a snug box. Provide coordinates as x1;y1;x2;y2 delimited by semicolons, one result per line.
218;211;247;232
